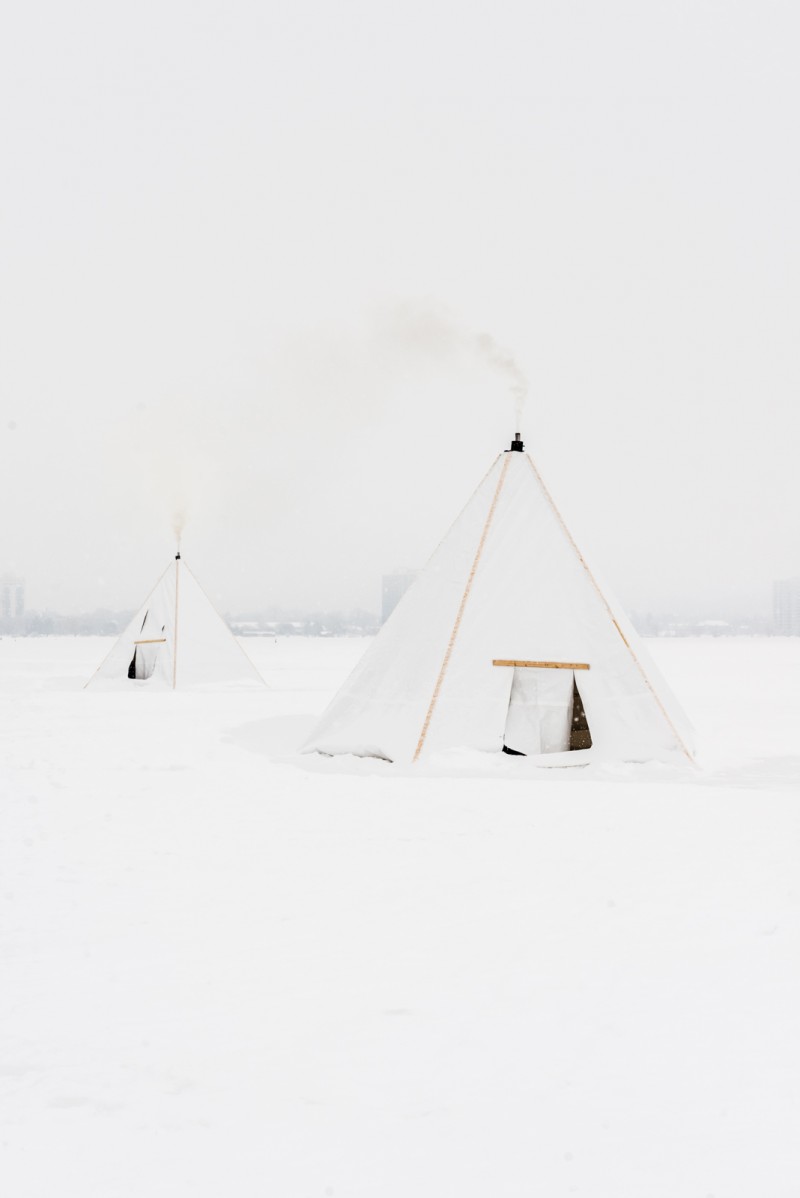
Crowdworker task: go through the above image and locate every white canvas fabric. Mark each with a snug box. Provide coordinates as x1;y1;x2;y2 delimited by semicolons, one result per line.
504;667;574;755
86;557;265;691
303;446;694;764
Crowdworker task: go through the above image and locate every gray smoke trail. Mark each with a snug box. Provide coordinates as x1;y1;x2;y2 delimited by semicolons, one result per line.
474;332;528;430
173;508;187;551
375;302;529;430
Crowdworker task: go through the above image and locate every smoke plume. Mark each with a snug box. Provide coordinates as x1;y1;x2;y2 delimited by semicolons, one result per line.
173;508;187;551
474;332;528;430
374;302;529;432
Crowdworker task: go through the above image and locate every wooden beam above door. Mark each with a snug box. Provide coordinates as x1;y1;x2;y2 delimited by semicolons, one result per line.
492;659;590;670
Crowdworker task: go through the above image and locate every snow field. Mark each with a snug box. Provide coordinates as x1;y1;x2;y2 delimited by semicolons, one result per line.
1;636;799;1197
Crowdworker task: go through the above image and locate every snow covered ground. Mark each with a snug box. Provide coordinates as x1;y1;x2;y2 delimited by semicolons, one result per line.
1;635;799;1197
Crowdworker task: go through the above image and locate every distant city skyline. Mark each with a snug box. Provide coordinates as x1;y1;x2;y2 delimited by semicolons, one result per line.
0;573;24;621
774;577;800;636
4;558;797;628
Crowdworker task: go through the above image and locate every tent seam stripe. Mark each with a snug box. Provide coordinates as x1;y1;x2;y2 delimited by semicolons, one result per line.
413;453;511;763
524;453;694;763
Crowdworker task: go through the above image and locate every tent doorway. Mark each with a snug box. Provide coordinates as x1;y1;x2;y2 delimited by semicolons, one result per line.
494;659;592;757
569;678;592;750
127;611;166;681
127;639;166;680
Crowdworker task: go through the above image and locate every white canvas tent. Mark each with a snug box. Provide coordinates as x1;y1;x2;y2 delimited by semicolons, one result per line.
86;554;265;691
303;437;694;765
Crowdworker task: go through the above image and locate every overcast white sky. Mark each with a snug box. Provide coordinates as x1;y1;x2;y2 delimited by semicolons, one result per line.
1;0;797;618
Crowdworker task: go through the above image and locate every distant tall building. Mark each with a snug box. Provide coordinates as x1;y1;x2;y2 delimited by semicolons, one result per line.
774;577;800;635
0;574;25;620
381;570;418;624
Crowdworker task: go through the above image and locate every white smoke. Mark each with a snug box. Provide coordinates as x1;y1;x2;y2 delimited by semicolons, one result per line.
173;508;187;552
371;302;529;433
100;300;530;613
473;332;528;431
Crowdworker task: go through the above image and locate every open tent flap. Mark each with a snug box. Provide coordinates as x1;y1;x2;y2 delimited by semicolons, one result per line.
127;608;168;680
128;639;165;680
504;667;575;755
92;566;177;688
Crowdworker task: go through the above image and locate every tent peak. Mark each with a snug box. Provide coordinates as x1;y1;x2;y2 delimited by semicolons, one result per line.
508;433;524;453
175;551;181;560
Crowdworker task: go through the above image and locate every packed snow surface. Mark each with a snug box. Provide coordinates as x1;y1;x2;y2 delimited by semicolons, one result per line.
2;635;799;1197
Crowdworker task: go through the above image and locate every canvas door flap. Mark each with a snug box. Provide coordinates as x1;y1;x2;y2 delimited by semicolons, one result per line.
504;667;574;755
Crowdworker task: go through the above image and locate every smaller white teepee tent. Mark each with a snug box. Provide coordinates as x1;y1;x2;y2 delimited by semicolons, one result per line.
86;554;265;691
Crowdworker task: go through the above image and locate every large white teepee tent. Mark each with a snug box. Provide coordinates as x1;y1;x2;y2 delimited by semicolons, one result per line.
86;554;265;691
303;437;694;765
